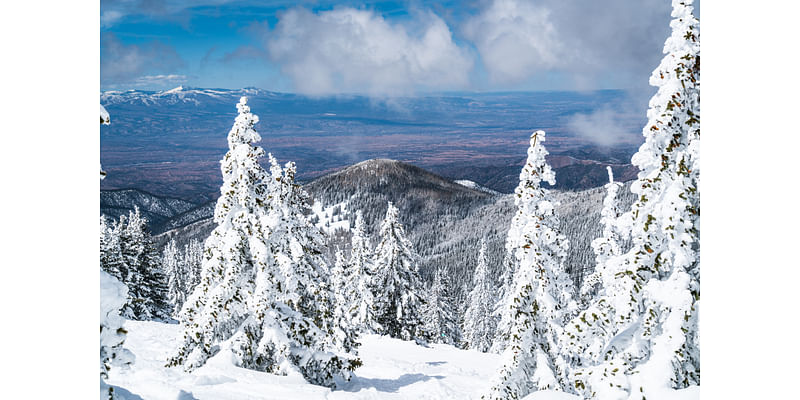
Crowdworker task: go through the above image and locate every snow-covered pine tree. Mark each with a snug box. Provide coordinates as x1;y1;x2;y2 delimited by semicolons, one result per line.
578;166;624;305
462;238;496;352
330;248;357;352
100;216;127;283
484;130;575;399
422;267;460;345
183;239;203;290
168;96;273;372
347;210;379;333
100;270;134;389
163;238;187;317
120;207;171;321
168;97;358;387
564;2;700;398
372;202;426;341
232;154;359;384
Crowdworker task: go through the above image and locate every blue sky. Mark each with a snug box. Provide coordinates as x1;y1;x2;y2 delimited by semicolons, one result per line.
100;0;689;95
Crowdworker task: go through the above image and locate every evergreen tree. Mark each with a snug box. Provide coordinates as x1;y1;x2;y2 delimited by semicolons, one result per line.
422;267;460;345
347;210;379;333
233;154;359;384
462;239;496;352
100;209;170;321
330;248;359;353
183;239;203;291
168;97;358;387
163;238;187;317
564;2;700;398
372;202;426;341
100;270;134;381
100;216;126;283
484;130;575;399
578;166;624;305
121;207;171;321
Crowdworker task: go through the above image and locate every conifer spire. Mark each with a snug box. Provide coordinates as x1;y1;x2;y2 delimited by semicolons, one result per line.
373;202;426;341
485;130;575;399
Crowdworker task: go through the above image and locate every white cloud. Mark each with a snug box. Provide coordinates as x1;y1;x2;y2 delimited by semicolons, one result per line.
100;10;124;28
463;0;674;89
462;0;563;84
266;7;474;96
101;33;185;86
566;106;631;147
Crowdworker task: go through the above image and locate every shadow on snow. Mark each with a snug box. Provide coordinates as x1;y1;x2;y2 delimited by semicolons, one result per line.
341;373;445;393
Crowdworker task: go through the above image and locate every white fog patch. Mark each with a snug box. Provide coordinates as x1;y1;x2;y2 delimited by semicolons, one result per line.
566;106;633;147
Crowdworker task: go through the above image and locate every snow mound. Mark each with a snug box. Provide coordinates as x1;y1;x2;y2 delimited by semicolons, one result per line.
454;180;500;195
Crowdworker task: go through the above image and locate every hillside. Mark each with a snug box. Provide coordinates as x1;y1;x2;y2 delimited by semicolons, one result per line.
100;189;197;233
134;159;635;304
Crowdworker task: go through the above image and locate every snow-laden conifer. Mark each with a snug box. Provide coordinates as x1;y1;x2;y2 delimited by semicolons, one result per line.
372;202;426;341
100;270;135;399
120;207;171;321
484;130;575;399
347;210;379;333
330;248;359;353
578;166;624;305
183;239;203;290
168;96;273;372
564;2;700;397
168;97;358;387
163;239;187;317
100;216;126;283
462;239;496;352
422;267;460;345
232;154;359;384
101;209;171;321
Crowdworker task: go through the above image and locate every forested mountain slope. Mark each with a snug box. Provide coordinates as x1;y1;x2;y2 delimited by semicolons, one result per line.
121;159;634;303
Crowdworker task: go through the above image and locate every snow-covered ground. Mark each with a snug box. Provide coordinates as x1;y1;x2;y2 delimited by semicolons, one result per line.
107;320;502;399
454;180;500;196
106;320;699;400
311;200;350;235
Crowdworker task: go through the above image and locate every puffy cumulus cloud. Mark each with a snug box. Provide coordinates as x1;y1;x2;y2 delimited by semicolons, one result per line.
463;0;674;89
266;7;474;96
101;33;186;86
462;0;563;84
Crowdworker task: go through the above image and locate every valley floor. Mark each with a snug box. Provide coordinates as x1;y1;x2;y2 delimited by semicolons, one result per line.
106;321;699;400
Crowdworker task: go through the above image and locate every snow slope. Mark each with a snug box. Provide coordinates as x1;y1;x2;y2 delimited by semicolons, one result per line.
106;320;699;399
106;320;501;400
454;180;500;196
